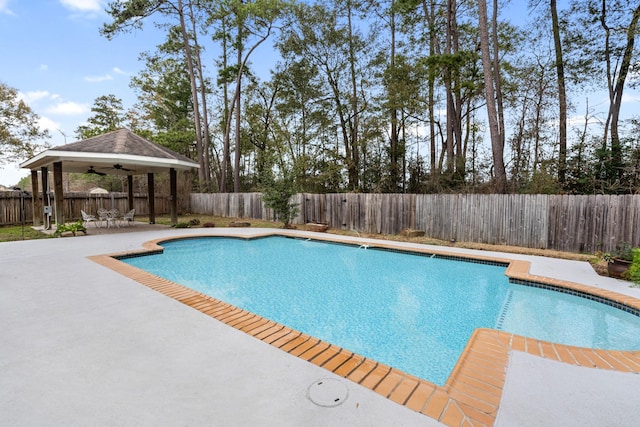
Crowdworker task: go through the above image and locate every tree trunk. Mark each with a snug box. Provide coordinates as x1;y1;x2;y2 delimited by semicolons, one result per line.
234;21;243;193
477;0;506;193
421;0;439;180
550;0;567;184
444;0;455;174
389;5;400;190
491;0;505;163
609;4;640;182
188;0;212;190
346;0;360;190
176;0;206;190
220;19;231;192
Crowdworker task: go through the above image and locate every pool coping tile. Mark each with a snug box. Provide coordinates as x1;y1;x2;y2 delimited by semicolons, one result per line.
88;232;640;427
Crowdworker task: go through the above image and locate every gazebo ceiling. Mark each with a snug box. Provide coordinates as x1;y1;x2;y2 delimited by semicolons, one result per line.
20;128;199;175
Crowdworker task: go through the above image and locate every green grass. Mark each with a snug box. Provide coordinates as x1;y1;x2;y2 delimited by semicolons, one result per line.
136;214;284;229
0;225;51;242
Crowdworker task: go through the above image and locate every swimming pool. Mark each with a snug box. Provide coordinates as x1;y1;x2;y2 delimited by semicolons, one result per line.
121;236;640;386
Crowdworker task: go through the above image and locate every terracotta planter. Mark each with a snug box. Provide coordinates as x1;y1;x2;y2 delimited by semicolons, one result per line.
607;258;632;278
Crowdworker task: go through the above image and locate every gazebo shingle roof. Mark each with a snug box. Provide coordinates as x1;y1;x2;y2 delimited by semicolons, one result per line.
21;128;199;175
53;128;194;163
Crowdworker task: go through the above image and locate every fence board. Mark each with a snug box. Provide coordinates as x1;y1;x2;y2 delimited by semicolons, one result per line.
188;193;640;253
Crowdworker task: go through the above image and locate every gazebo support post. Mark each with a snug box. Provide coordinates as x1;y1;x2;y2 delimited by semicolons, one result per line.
127;175;134;211
30;170;41;227
147;172;155;224
41;167;50;229
170;168;177;225
53;162;64;225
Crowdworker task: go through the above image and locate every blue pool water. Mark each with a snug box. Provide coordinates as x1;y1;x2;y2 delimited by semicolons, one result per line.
122;236;640;386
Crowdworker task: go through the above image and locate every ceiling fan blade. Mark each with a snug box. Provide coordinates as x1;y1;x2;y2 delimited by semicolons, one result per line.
113;163;134;172
87;167;106;176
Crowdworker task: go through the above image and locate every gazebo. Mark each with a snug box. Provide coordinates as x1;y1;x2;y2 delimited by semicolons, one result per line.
20;128;200;226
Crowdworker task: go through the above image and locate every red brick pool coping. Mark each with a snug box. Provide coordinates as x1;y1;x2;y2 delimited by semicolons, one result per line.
88;233;640;427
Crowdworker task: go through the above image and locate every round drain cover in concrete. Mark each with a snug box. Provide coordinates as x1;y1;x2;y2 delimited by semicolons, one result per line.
307;378;349;407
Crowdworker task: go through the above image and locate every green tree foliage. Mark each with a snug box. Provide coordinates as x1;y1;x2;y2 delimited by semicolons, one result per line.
630;248;640;286
88;0;640;195
75;94;125;139
208;0;289;192
566;0;640;183
0;82;50;164
277;0;374;191
130;48;198;159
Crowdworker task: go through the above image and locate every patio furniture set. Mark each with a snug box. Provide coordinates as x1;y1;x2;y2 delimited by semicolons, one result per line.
81;209;135;228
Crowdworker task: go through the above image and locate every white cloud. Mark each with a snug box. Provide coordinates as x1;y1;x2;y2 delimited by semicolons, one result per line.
621;92;640;104
19;90;51;104
59;0;102;12
46;101;89;115
113;67;129;76
84;74;113;83
0;0;14;15
37;116;62;134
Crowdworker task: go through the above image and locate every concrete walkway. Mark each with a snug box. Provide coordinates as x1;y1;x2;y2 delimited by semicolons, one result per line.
1;228;639;426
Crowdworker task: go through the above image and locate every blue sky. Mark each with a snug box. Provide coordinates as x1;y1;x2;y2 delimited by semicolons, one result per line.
0;0;167;186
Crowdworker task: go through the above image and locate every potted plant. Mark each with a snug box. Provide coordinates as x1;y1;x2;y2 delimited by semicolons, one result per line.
53;220;87;237
603;242;635;279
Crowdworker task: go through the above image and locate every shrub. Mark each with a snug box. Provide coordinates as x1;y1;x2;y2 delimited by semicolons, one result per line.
171;222;191;228
262;176;300;228
54;220;87;237
630;248;640;286
188;218;201;226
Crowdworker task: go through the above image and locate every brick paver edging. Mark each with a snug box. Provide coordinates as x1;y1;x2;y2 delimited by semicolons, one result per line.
88;232;640;427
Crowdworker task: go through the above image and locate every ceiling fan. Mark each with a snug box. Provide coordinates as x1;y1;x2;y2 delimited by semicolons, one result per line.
112;163;135;172
87;166;106;176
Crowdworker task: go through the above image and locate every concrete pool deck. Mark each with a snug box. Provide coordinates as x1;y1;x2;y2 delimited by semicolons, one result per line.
1;227;640;426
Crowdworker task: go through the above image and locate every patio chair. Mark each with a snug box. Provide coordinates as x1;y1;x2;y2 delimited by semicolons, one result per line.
81;210;98;228
121;209;135;226
107;209;120;228
98;209;109;224
97;208;120;228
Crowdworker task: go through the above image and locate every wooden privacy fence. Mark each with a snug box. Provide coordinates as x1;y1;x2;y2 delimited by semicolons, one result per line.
190;193;640;253
0;191;171;225
0;191;33;226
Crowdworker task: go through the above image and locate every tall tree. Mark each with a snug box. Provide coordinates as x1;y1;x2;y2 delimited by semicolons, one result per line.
550;0;568;184
601;2;640;181
0;82;50;164
102;0;211;190
278;0;371;191
208;0;285;192
130;49;197;158
75;95;125;139
477;0;506;192
568;0;640;185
